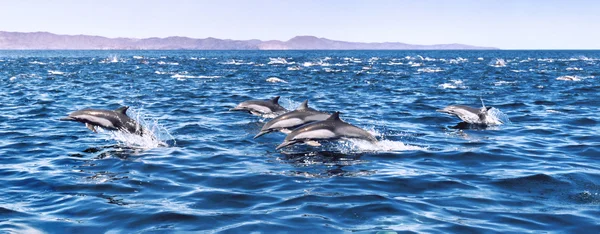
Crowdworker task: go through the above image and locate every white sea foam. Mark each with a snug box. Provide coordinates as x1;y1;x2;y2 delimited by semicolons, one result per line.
417;67;444;73
556;75;581;81
266;77;287;83
537;58;555;63
494;81;516;86
343;139;425;152
29;61;47;65
158;61;179;65
408;61;422;67
332;128;425;153
488;107;512;124
287;66;302;71
9;73;41;81
490;58;506;67
439;80;466;89
448;57;468;64
102;108;174;149
566;67;583;71
154;71;171;75
219;59;254;65
382;61;403;65
171;74;222;80
48;70;66;75
102;55;121;63
268;57;292;65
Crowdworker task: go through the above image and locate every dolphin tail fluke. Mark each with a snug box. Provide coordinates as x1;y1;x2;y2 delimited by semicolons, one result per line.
276;140;298;150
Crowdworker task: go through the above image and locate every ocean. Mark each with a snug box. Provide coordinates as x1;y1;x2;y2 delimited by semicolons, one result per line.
1;50;599;233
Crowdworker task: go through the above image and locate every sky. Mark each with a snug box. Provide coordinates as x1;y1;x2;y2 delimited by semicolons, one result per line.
0;0;598;49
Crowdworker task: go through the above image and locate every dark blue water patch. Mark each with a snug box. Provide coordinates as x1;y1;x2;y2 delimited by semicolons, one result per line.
1;50;600;233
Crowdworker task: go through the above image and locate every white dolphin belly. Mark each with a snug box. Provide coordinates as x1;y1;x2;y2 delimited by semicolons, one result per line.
76;115;115;128
270;118;305;129
294;129;337;140
246;104;272;113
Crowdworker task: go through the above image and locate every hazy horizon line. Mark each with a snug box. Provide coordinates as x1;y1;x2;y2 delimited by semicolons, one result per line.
1;30;497;47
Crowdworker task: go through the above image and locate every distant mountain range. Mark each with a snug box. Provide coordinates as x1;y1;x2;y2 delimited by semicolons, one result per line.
0;31;497;50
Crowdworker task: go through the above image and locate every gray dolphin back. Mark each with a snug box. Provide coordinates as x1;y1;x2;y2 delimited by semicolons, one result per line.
254;100;329;139
276;112;376;149
61;106;144;135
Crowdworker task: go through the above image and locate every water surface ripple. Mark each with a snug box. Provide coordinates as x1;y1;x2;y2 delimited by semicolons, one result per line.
1;50;599;233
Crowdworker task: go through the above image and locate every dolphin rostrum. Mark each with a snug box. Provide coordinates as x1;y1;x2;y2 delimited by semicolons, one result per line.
437;99;503;125
60;106;146;135
254;100;330;139
230;96;288;117
276;112;377;150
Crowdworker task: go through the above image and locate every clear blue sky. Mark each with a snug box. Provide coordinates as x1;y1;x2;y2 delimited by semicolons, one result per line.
1;0;598;49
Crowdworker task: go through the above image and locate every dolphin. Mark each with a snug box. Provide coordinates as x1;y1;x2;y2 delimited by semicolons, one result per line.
254;100;330;139
230;96;288;117
436;99;503;125
60;106;146;135
276;112;377;150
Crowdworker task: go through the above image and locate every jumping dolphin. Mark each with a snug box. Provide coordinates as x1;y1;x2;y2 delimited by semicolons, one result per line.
60;106;146;135
437;99;504;125
230;96;288;117
276;112;377;150
254;100;330;139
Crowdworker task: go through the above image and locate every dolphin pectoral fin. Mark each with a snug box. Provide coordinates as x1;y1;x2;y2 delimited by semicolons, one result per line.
85;123;97;133
276;140;298;150
305;140;321;147
254;130;271;139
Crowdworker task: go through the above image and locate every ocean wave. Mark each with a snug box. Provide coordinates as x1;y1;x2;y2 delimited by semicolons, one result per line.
266;77;287;83
268;57;293;65
171;74;222;79
219;59;254;65
29;61;48;65
417;67;444;73
439;80;466;89
566;67;583;71
157;61;179;65
490;58;506;67
494;81;517;86
556;75;582;81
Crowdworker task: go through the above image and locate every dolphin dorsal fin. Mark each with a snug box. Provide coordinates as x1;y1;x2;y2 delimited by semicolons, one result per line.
115;106;129;115
270;96;280;104
327;111;341;121
296;100;309;111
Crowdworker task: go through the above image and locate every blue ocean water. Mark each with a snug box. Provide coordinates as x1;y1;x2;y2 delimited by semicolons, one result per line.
1;50;599;233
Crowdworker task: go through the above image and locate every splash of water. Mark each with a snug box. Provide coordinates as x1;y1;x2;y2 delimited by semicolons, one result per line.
343;139;425;153
99;108;175;149
335;128;425;153
488;107;512;124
